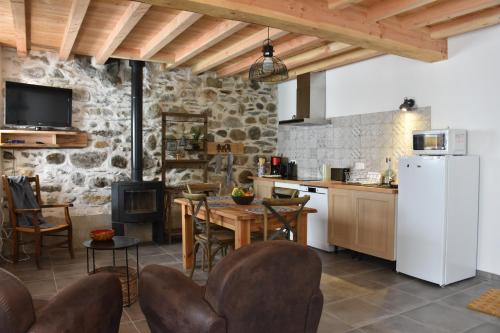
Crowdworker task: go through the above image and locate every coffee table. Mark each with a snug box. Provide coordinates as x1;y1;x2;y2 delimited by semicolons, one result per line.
83;236;140;306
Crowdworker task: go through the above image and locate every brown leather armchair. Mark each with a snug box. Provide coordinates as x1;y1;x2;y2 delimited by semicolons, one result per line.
0;268;123;333
139;240;323;333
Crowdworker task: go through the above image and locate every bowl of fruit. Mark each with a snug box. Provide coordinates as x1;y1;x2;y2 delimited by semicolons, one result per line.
231;187;255;205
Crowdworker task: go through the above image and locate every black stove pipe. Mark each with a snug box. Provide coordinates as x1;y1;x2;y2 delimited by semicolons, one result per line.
130;60;144;182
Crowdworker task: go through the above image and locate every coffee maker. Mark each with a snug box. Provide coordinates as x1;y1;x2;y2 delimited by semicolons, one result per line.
270;156;282;175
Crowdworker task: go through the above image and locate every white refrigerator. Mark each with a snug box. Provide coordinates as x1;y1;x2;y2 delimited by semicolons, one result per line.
396;155;479;286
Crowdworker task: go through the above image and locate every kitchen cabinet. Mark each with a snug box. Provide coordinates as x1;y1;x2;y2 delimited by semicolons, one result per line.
328;189;353;249
253;179;274;198
328;188;397;260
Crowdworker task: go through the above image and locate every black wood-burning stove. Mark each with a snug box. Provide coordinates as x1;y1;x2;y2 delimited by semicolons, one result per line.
111;61;164;243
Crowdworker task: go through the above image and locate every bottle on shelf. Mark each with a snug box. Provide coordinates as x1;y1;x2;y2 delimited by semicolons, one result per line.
382;157;396;186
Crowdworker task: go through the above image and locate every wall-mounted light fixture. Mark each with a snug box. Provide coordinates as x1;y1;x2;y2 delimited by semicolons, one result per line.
399;98;415;112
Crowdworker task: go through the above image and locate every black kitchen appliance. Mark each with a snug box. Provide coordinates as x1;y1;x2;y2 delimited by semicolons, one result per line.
285;161;297;180
331;168;350;182
270;156;282;175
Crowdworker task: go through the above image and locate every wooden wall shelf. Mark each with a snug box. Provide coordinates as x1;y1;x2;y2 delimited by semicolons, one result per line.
0;129;88;149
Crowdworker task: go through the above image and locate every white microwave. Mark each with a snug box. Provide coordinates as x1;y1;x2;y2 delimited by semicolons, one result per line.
413;129;467;155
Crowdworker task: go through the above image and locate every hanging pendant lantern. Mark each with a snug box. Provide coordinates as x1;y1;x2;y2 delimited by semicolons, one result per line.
249;28;288;83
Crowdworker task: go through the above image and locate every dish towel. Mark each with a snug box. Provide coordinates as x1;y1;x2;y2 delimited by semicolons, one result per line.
215;154;223;174
8;176;52;228
226;152;234;187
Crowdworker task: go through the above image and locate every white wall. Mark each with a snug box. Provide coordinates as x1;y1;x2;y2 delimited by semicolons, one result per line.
277;25;500;276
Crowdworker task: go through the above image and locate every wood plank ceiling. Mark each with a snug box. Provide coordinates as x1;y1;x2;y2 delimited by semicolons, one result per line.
1;0;500;80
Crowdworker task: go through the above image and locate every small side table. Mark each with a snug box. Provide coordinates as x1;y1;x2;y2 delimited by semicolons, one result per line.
83;236;140;306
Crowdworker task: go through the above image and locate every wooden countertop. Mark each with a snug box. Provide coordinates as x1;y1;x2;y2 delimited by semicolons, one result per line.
250;176;398;194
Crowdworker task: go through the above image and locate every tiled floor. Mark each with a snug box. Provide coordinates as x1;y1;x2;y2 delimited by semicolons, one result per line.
1;243;499;333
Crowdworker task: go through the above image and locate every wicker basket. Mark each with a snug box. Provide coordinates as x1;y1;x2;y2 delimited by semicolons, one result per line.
90;266;138;306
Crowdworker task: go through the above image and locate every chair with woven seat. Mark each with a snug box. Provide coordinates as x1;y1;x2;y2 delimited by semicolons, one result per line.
272;186;299;199
2;175;74;269
262;196;310;242
183;192;234;278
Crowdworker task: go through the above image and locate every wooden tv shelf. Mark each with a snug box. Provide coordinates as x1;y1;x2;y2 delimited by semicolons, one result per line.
0;129;88;149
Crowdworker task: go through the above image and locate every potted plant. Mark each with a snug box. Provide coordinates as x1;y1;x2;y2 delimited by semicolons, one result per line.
191;127;202;150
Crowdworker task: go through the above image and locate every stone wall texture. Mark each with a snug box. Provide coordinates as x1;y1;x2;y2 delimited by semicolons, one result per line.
277;108;431;179
1;48;277;217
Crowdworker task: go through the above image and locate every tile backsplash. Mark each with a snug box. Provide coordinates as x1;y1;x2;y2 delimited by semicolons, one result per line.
277;107;431;179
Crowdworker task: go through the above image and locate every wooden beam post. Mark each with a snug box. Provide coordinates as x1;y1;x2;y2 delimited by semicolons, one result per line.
217;35;321;77
191;27;288;74
59;0;91;61
168;20;248;68
10;0;27;57
140;0;447;62
95;2;151;64
140;11;203;59
430;6;500;39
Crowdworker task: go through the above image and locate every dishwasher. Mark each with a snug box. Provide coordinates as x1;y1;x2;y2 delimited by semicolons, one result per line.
274;182;334;252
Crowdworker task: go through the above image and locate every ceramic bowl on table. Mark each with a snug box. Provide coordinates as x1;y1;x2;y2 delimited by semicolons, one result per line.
90;229;115;241
232;195;255;205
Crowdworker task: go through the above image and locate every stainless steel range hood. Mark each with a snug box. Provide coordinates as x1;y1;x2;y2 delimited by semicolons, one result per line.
279;72;329;126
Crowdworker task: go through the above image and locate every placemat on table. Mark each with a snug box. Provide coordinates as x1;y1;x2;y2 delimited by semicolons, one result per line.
208;202;234;208
246;206;297;214
207;196;232;201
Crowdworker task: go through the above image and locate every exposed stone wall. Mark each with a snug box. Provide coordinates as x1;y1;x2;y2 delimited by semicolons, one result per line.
1;48;277;219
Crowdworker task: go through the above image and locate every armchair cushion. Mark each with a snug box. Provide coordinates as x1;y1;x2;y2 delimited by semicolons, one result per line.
139;265;226;333
29;272;122;333
204;241;323;333
0;269;35;333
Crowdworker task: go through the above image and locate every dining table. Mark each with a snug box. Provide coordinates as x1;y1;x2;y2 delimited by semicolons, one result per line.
174;196;317;270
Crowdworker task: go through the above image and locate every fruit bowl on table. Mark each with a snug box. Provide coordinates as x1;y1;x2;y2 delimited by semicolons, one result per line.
232;195;255;205
90;229;115;241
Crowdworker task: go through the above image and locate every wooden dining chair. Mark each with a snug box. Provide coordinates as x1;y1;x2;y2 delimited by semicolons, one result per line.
187;183;222;196
2;175;74;269
262;196;310;242
182;192;234;278
272;186;299;199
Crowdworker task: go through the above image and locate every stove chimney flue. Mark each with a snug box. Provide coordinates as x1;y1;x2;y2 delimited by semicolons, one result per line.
130;60;144;182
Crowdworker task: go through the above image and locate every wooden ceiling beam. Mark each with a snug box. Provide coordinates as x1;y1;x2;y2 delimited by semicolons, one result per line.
140;11;203;59
112;48;175;63
401;0;500;28
168;20;249;69
59;0;91;61
283;42;356;69
217;35;321;77
327;0;363;10
430;6;500;39
287;48;383;79
367;0;438;22
191;27;288;74
10;0;27;57
140;0;446;62
95;2;151;65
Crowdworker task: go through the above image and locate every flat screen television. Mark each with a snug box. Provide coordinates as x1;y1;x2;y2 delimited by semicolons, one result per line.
5;81;72;128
